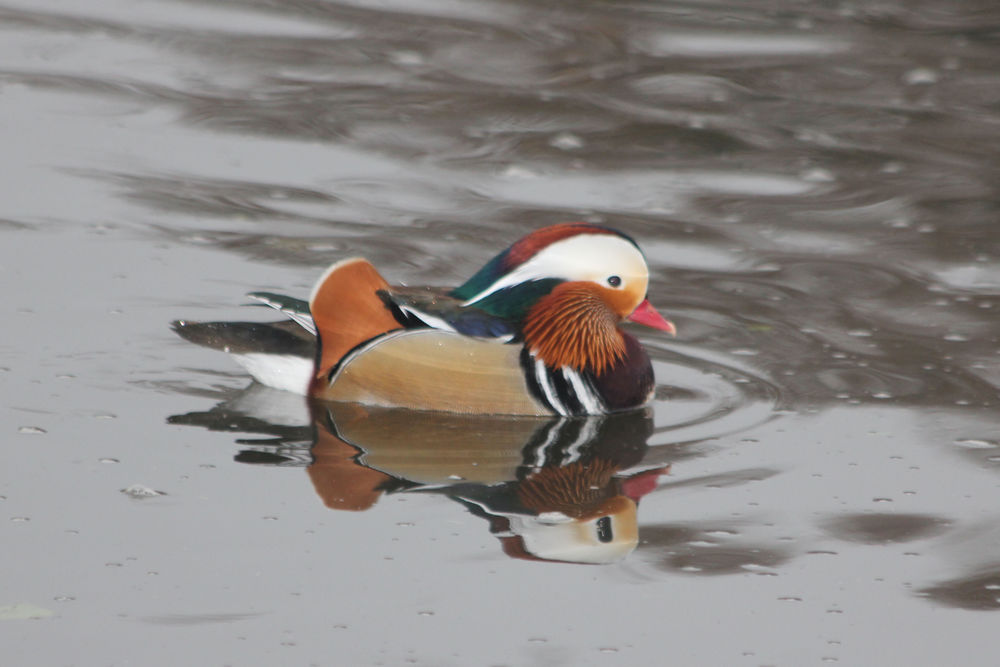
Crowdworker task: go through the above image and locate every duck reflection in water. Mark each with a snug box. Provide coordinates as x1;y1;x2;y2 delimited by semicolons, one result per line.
170;394;670;564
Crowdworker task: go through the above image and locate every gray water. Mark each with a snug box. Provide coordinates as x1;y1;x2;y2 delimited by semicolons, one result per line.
2;0;999;664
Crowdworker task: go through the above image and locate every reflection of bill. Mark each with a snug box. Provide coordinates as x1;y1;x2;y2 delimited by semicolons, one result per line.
307;403;670;564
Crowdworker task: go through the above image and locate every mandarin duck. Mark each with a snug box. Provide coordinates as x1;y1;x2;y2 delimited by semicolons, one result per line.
173;223;674;416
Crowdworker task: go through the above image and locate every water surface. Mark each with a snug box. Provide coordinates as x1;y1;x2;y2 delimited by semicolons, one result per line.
2;0;999;665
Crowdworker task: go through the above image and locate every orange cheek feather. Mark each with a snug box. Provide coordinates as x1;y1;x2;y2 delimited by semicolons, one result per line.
522;282;627;374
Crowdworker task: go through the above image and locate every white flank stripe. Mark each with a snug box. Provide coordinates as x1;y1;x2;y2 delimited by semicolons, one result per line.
563;367;603;415
230;353;313;395
534;359;568;416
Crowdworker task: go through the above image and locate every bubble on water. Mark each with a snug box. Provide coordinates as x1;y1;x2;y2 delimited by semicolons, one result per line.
953;439;996;449
120;485;165;498
500;165;538;180
880;161;904;174
903;68;938;85
549;132;584;150
388;50;424;66
800;167;835;183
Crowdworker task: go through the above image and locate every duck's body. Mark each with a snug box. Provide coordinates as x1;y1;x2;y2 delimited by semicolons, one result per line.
174;223;674;416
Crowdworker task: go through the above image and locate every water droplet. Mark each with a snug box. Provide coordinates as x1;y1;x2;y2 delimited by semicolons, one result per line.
847;329;872;337
778;596;803;602
18;426;46;434
447;475;464;481
99;458;120;464
417;610;435;616
10;516;30;523
873;497;893;503
53;595;75;603
598;647;619;653
943;333;969;342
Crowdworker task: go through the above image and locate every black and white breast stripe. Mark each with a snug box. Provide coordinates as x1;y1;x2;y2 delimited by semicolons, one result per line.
520;350;606;416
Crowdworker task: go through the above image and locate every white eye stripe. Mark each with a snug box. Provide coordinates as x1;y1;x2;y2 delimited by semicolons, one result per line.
463;235;646;305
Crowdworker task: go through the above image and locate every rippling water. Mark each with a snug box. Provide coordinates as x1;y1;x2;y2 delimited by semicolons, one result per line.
2;0;999;664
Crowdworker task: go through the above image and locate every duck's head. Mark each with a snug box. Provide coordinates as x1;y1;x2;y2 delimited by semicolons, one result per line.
452;223;675;334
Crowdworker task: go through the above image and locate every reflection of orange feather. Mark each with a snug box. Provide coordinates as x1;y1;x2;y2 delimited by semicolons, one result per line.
308;408;389;512
517;460;618;517
523;282;626;373
308;258;402;388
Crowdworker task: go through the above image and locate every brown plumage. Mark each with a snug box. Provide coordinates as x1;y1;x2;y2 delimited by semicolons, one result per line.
308;258;402;390
522;282;627;374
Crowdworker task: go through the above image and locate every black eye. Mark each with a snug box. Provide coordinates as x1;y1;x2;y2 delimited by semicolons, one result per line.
596;516;613;543
606;275;622;288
